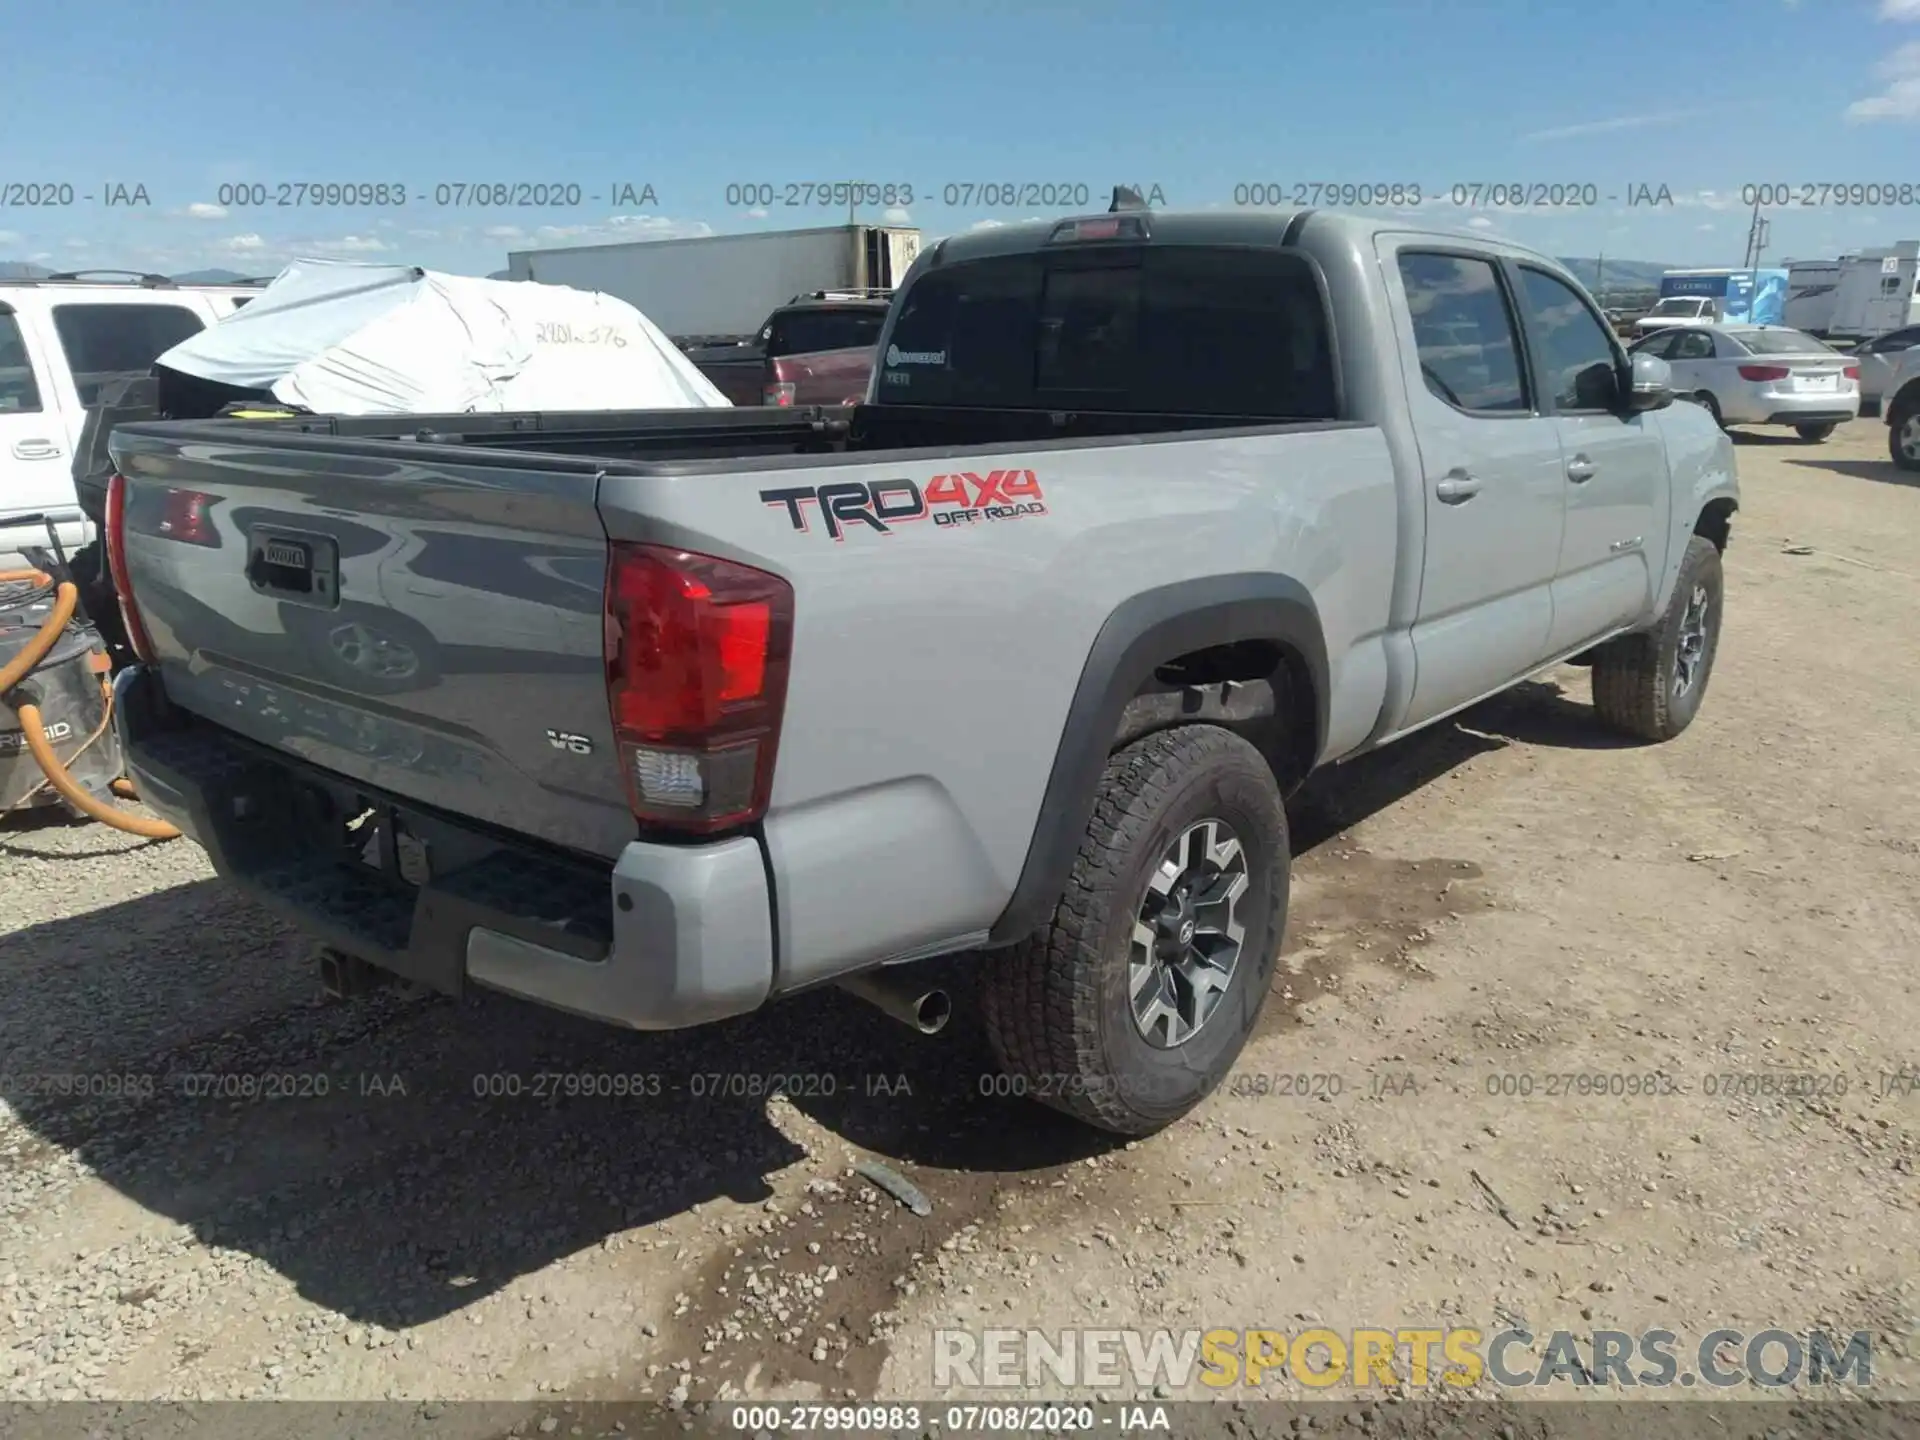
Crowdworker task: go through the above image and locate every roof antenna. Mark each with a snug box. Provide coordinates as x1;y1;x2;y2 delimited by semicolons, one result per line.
1109;185;1147;213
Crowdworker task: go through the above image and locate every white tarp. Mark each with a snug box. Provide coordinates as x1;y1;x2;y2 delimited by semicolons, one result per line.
155;258;730;413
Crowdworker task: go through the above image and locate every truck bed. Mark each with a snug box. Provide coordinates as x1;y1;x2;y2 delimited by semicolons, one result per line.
108;403;1386;1006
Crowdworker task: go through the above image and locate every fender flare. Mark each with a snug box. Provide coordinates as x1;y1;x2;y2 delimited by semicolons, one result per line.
1655;483;1740;618
986;573;1328;946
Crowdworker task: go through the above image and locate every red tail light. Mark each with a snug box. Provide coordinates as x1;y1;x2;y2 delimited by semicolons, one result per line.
104;472;158;664
603;543;793;834
157;488;222;547
1737;364;1790;382
764;381;796;407
1844;365;1860;381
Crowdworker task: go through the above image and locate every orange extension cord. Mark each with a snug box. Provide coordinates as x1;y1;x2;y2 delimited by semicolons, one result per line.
0;566;179;839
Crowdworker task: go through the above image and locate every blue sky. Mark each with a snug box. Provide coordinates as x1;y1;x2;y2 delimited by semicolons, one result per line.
4;0;1920;277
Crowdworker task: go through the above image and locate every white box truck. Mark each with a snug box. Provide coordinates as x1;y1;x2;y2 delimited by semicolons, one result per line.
504;224;921;343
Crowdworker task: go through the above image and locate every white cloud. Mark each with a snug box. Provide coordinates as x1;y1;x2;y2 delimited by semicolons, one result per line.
1698;223;1716;232
0;230;21;247
746;207;770;219
525;215;713;247
218;233;267;253
1467;216;1496;230
1520;108;1714;143
1847;40;1920;121
969;218;1006;230
1879;0;1920;17
185;202;228;219
882;206;912;225
481;225;524;241
1659;188;1739;212
311;235;389;254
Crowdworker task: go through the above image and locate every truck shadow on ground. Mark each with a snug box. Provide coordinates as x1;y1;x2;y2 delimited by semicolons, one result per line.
1783;457;1919;489
0;683;1587;1333
1726;430;1824;447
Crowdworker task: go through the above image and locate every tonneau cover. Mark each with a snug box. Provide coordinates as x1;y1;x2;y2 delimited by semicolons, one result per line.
154;258;729;414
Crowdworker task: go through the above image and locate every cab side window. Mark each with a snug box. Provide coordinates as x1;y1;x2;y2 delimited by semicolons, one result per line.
1517;267;1622;412
1671;329;1716;361
0;312;45;413
1397;252;1528;414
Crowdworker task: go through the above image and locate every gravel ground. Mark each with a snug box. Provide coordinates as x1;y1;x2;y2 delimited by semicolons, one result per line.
2;418;1917;1436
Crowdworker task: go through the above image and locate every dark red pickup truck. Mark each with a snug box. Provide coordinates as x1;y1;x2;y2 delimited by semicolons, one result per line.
686;291;888;406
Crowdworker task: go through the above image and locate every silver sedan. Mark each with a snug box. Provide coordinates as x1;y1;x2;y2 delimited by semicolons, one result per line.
1628;324;1859;441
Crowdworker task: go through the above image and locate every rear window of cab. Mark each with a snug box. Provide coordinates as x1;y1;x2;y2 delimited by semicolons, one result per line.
874;245;1338;419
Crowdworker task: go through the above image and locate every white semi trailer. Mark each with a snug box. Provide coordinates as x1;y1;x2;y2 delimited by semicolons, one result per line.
505;224;921;343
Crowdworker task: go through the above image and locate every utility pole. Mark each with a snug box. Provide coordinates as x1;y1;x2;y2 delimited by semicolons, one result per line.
1743;199;1770;270
1596;251;1607;306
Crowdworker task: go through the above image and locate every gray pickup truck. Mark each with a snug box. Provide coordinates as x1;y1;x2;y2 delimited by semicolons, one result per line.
104;200;1738;1135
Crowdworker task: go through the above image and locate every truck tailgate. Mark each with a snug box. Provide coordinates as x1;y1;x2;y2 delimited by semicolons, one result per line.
107;424;636;860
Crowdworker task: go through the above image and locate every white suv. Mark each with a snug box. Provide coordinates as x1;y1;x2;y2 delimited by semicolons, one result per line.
0;272;264;567
1885;345;1920;472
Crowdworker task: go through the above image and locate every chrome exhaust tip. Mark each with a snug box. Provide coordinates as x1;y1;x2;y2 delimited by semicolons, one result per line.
836;969;952;1035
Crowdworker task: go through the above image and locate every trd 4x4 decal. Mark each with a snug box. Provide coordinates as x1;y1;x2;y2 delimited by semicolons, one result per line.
760;469;1046;541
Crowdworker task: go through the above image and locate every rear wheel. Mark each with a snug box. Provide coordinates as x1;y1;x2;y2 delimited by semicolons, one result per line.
1795;422;1837;443
1590;535;1724;742
1890;396;1920;473
981;725;1288;1136
1697;392;1728;431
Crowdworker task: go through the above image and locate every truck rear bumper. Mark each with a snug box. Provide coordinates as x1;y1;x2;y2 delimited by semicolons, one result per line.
114;664;773;1031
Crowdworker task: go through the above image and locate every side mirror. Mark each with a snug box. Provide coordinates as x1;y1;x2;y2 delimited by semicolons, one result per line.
1625;351;1674;412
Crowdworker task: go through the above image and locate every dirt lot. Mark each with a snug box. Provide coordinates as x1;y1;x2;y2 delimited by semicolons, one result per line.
2;418;1917;1430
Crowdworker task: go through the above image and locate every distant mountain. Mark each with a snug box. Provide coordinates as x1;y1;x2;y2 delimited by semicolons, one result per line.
171;267;264;284
1557;256;1673;300
1;261;269;284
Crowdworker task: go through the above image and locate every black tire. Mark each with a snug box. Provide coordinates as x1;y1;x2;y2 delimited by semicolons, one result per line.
980;725;1288;1136
1795;422;1837;443
1890;396;1920;473
1697;392;1727;431
1590;535;1724;743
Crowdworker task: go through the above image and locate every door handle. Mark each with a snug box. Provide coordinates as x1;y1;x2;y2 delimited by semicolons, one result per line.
11;438;63;461
1566;455;1596;483
1434;471;1483;504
